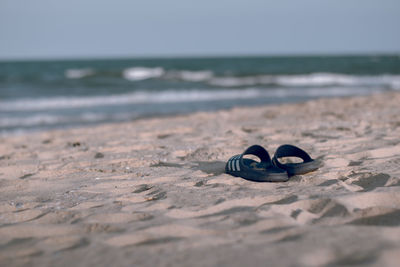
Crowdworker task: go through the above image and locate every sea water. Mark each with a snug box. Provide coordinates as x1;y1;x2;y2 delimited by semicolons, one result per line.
1;55;400;134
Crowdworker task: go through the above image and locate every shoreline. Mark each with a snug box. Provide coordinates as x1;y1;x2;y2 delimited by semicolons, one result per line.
1;91;400;266
0;90;389;138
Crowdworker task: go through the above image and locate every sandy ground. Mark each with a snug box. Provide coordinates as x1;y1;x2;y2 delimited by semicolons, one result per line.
1;92;400;267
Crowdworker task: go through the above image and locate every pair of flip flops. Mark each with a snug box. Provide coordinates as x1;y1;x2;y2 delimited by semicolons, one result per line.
225;144;321;182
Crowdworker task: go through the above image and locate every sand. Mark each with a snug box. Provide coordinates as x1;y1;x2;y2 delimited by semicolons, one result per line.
1;92;400;267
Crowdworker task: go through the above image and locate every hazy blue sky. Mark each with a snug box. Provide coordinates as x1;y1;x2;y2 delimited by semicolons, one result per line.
1;0;399;60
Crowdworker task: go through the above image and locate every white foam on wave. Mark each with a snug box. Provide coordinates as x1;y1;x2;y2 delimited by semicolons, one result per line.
123;67;165;81
276;73;356;86
0;89;260;111
0;112;134;128
209;76;272;87
209;73;400;89
97;67;400;90
122;67;214;82
276;73;400;88
0;114;61;128
166;70;214;82
0;86;376;131
65;68;95;79
0;86;377;112
389;76;400;90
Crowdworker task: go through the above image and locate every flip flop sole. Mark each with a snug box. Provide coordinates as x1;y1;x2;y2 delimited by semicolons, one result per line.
272;144;321;176
225;145;288;182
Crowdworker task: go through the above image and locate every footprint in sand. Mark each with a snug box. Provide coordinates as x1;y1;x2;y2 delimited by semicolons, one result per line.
0;209;46;225
300;198;350;224
144;188;167;201
86;212;152;224
0;240;43;263
105;233;182;248
135;236;183;246
349;172;390;192
132;184;153;193
105;225;212;248
318;179;338;187
349;209;400;226
38;236;89;252
265;197;351;225
84;223;125;234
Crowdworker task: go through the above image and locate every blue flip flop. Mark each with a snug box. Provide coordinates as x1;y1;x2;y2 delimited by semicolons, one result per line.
225;145;288;182
272;144;321;176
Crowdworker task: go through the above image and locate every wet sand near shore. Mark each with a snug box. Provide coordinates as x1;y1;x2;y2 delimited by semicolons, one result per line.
1;92;400;267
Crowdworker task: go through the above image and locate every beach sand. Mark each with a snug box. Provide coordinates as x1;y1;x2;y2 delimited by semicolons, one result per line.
1;92;400;267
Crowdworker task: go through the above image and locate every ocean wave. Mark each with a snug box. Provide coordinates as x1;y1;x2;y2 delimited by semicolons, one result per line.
0;86;377;131
0;114;62;128
122;67;165;81
65;68;95;79
209;73;400;89
122;67;214;82
0;89;260;111
0;86;376;112
0;112;134;128
65;66;400;90
165;70;214;82
119;69;400;89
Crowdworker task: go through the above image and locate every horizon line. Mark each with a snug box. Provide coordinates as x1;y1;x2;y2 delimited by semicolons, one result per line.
1;51;400;63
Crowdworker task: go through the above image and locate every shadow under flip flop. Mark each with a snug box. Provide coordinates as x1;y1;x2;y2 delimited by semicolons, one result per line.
191;161;226;176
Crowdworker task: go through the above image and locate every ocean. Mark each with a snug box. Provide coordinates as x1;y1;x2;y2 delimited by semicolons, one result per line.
1;55;400;135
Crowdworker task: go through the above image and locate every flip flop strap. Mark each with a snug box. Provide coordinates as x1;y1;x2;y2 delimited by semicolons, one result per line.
242;145;272;163
272;144;312;168
227;145;272;173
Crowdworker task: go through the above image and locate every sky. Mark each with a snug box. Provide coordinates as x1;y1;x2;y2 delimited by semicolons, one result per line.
1;0;400;60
